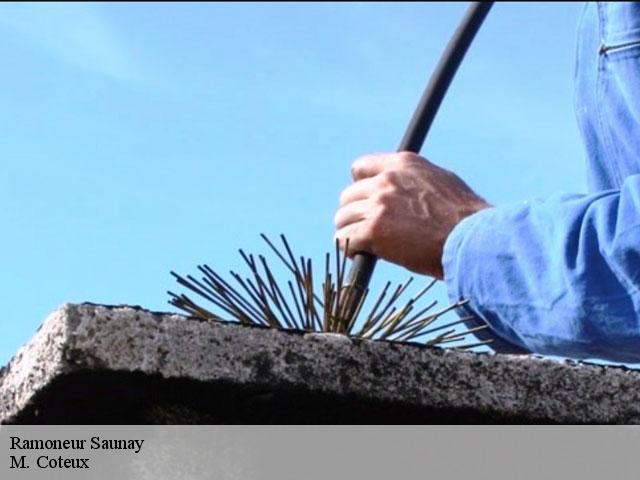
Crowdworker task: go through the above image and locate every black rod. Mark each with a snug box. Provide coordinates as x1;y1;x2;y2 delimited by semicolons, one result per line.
340;2;493;323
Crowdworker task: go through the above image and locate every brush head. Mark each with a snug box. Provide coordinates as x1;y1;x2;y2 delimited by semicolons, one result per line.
168;234;490;348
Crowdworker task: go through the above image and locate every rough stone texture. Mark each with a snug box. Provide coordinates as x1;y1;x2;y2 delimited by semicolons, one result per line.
1;303;640;424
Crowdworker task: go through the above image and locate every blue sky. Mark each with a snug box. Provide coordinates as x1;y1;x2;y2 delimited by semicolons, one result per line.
0;2;591;366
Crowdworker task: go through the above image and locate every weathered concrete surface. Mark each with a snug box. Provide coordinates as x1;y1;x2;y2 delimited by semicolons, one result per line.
1;303;639;424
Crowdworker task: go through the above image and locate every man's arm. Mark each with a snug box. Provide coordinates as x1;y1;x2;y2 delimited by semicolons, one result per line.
335;152;640;363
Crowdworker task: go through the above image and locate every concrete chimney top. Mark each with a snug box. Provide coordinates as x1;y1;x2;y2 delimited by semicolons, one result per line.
2;303;639;424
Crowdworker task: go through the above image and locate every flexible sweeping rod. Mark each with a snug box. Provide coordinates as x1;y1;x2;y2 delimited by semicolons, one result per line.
340;1;494;321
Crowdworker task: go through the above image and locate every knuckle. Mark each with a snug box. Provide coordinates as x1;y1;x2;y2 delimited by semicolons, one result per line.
375;190;393;207
374;183;398;206
377;200;391;217
350;162;359;179
351;154;371;176
396;151;419;167
379;170;398;186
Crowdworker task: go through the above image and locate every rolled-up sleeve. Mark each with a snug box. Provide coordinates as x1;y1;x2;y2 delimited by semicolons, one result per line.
442;173;640;363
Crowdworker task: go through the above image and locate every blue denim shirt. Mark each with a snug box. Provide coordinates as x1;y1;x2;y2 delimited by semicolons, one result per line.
443;2;640;362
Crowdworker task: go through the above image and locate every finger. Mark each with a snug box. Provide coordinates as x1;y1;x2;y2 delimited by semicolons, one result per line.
339;177;377;206
334;221;372;257
351;153;392;181
334;199;369;229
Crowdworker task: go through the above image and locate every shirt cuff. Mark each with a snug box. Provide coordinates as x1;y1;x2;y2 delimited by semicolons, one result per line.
441;207;530;354
442;207;494;301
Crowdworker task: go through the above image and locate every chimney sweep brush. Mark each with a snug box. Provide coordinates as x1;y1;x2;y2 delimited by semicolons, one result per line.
169;2;493;349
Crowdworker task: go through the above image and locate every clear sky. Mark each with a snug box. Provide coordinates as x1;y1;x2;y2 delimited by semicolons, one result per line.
0;2;594;366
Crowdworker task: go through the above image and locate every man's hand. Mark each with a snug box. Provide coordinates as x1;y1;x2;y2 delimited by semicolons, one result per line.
334;152;491;279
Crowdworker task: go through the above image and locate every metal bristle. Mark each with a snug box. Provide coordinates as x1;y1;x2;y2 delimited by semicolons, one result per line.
168;234;491;349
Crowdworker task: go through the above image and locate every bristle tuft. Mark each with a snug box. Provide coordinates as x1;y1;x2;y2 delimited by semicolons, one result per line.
169;234;483;348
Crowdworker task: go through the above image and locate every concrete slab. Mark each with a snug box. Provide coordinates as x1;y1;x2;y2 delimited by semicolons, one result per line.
1;303;639;423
